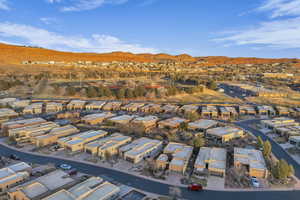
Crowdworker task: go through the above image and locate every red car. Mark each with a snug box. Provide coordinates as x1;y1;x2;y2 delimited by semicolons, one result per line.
187;184;203;191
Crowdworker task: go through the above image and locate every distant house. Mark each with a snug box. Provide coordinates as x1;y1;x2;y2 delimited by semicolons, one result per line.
206;126;244;143
157;117;188;130
23;103;43;115
35;125;79;147
107;114;136;132
81;112;115;125
85;101;106;110
201;106;218;118
163;142;193;174
101;101;122;111
1;118;47;136
84;133;132;158
66;100;86;110
130;115;159;134
45;102;63;113
58;130;108;152
119;138;163;164
187;119;218;132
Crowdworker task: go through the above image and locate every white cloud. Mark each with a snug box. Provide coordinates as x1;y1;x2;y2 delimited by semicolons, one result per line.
0;0;9;10
215;0;300;49
40;17;58;25
47;0;156;12
46;0;62;3
0;22;158;53
215;17;300;49
258;0;300;18
61;0;128;12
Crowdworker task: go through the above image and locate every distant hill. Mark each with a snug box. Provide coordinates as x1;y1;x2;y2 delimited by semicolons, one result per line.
0;42;299;65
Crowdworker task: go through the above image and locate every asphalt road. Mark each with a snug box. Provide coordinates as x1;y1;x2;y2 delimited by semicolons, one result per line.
218;83;254;100
0;143;299;199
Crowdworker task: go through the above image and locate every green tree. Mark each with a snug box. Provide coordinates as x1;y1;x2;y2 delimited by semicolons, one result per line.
257;136;264;149
273;159;290;181
193;136;205;148
116;88;125;99
207;80;217;90
289;164;295;177
134;86;146;97
263;140;272;158
86;87;97;98
184;112;200;121
179;122;188;130
103;87;112;97
125;88;134;98
279;159;290;180
66;86;76;96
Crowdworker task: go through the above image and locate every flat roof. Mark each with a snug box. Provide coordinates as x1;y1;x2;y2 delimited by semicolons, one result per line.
195;147;227;170
43;190;75;200
131;115;159;123
69;177;103;198
234;148;267;170
164;142;193;161
10;170;74;199
0;172;28;185
0;168;14;179
3;117;46;127
8;162;31;173
108;115;136;123
188;119;218;130
83;182;120;200
121;137;162;157
82;112;115;120
43;179;119;200
158;117;187;126
206;126;242;137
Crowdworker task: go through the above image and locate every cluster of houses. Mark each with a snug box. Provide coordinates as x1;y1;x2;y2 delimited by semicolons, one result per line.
0;112;266;178
0;162;122;200
193;146;268;179
261;117;300;150
1;98;300;124
0;97;285;182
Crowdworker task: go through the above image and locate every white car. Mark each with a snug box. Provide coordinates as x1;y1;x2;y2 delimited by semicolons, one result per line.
251;177;260;188
59;164;72;170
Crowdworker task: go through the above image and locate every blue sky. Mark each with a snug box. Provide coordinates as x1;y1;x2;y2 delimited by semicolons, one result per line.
0;0;300;58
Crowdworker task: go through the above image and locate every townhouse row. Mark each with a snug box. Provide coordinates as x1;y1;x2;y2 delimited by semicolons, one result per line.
2;98;300;121
261;117;300;149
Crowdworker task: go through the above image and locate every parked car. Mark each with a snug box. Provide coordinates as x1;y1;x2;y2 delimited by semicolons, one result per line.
251;176;260;188
67;169;78;176
187;184;203;191
9;154;20;160
59;164;72;170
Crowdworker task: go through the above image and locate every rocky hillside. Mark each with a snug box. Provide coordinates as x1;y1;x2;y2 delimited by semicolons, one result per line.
0;42;299;65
